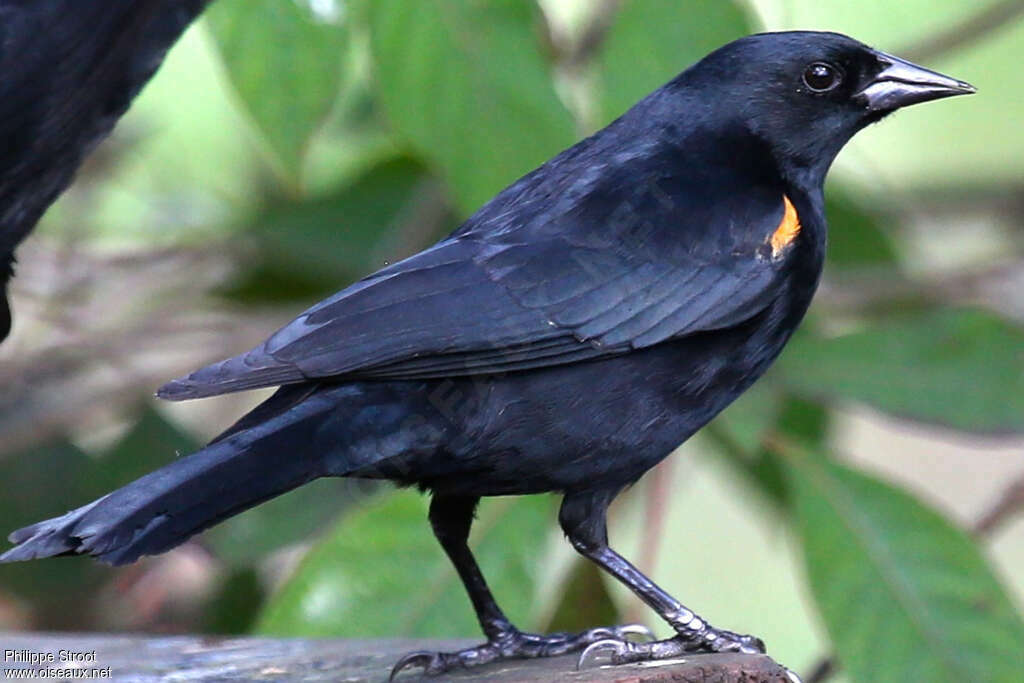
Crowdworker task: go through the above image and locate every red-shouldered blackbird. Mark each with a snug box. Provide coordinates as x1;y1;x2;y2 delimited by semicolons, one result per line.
2;31;973;677
0;0;209;341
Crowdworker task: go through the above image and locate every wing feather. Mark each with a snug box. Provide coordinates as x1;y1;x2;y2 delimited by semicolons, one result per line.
159;192;797;400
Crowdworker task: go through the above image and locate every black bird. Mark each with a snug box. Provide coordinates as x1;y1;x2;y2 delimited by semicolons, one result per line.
0;0;209;341
2;32;973;676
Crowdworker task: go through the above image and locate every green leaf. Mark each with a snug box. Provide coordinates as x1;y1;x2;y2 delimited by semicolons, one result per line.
825;188;901;268
0;441;111;627
710;382;782;454
205;0;346;183
779;308;1024;433
207;479;370;566
775;396;830;442
367;0;576;214
782;445;1024;682
257;489;554;637
597;0;754;124
204;567;267;634
222;157;446;303
705;384;788;506
707;388;829;508
544;558;620;634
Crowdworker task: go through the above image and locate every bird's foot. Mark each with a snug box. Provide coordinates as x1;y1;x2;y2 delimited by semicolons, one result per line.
577;627;764;668
390;623;653;679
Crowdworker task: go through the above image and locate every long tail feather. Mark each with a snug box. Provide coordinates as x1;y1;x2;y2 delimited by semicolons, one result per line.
1;386;341;566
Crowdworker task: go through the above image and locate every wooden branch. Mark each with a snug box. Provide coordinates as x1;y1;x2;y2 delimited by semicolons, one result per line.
0;633;795;682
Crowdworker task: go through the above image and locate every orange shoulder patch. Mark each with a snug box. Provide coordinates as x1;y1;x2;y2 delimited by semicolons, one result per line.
770;195;801;257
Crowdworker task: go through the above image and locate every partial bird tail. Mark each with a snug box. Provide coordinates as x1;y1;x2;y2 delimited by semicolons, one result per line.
0;384;347;566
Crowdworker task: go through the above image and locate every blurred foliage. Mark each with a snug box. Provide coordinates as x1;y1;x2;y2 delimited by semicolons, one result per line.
0;409;200;625
367;0;576;214
823;191;901;268
783;440;1024;681
595;0;753;124
202;567;266;635
205;0;347;183
258;491;553;637
781;308;1024;433
221;156;447;303
3;1;1024;682
206;478;363;567
0;441;110;629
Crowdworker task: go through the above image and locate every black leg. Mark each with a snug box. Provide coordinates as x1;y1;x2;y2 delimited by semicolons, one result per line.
390;494;651;679
558;490;765;666
428;494;510;640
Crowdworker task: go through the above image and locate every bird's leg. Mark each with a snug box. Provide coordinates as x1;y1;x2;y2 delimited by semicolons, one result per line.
390;494;651;679
558;492;765;667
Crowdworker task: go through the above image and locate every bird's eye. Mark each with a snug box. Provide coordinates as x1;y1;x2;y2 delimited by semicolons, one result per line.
802;62;842;92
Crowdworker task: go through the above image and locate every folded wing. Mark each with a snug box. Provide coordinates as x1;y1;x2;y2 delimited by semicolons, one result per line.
159;193;794;400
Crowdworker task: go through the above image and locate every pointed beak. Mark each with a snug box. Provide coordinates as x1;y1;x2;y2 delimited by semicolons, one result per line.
857;50;976;112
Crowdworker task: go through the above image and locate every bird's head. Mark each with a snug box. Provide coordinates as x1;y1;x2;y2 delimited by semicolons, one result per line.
672;31;975;187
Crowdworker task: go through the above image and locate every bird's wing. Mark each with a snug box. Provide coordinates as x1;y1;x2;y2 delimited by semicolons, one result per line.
158;194;799;400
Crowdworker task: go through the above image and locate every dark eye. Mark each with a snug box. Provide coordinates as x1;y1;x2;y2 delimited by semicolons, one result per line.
802;62;841;92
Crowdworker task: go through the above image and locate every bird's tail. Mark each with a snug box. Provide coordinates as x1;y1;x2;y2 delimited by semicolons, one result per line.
0;384;356;566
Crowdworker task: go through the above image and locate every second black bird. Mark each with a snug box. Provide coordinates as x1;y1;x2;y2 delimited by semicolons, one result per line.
2;31;974;677
0;0;210;342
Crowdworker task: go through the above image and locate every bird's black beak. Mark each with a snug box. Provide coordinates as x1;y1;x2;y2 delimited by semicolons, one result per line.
857;50;976;112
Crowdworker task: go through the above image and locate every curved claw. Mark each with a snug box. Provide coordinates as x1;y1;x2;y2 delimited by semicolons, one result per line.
389;650;437;681
738;634;766;654
616;623;655;642
576;638;630;670
785;668;804;683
